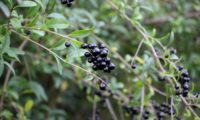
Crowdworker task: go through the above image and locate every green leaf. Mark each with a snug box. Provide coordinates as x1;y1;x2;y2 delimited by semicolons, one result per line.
71;39;82;47
54;56;63;75
159;33;170;42
3;61;15;75
31;30;45;36
0;110;13;119
6;49;20;61
0;1;10;17
17;1;37;8
51;39;66;51
67;46;87;62
6;48;24;61
1;33;10;55
68;29;93;38
46;19;69;29
34;0;45;11
48;13;66;19
29;81;48;101
170;54;179;60
24;99;34;113
10;18;21;28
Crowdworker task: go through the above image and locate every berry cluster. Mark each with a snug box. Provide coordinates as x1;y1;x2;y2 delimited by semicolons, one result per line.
122;105;139;118
153;102;175;120
175;65;190;97
60;0;74;7
142;110;150;120
81;43;115;73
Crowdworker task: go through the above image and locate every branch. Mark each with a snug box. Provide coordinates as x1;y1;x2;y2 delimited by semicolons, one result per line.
144;10;200;25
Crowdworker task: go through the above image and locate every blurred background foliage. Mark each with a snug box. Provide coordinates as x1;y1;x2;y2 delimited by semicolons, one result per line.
0;0;200;120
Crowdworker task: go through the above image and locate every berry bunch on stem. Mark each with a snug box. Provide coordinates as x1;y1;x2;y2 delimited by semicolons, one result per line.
81;43;115;73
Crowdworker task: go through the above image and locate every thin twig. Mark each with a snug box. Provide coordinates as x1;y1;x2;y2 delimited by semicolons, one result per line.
118;104;125;120
131;39;144;65
139;87;145;119
105;99;118;120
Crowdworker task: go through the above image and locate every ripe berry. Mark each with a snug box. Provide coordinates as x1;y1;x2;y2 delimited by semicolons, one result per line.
97;57;103;62
103;67;110;73
181;71;189;77
183;83;189;89
105;58;111;64
183;77;190;82
177;65;183;71
182;90;189;97
108;63;115;70
158;76;165;81
65;42;71;47
66;3;72;7
84;52;91;57
98;43;106;49
61;0;68;4
170;48;176;54
88;58;93;63
92;48;101;56
100;50;108;57
130;107;139;115
131;64;137;69
92;65;98;71
88;43;97;49
175;90;182;96
99;82;107;91
100;62;107;68
81;43;88;49
175;85;179;89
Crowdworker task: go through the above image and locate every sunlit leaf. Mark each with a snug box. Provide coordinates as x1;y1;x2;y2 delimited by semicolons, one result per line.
46;19;69;29
17;1;37;8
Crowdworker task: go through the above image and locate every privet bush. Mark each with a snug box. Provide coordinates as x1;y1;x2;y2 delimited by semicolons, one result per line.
0;0;200;120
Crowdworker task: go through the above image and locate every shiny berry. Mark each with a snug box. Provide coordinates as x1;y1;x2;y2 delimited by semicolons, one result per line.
182;71;189;77
183;77;190;82
105;58;111;64
88;43;97;49
158;76;165;81
99;82;107;91
84;52;91;57
175;85;179;89
97;57;103;62
183;83;189;90
182;90;189;97
65;42;71;47
103;67;110;73
108;63;115;70
92;65;98;71
100;50;108;57
88;58;93;63
131;64;137;69
92;48;100;56
61;0;68;4
81;43;88;49
177;65;183;71
98;43;106;49
100;62;107;68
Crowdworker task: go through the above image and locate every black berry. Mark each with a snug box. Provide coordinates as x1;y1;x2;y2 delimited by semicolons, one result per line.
81;43;88;49
65;42;71;47
99;82;107;91
84;52;91;57
131;64;137;69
